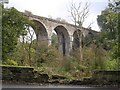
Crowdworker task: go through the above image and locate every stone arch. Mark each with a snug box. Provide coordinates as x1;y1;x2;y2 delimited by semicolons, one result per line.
82;31;94;46
31;20;48;44
72;29;82;51
88;32;94;38
53;25;70;55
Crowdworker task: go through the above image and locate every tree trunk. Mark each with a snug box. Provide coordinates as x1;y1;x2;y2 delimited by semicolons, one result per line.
28;45;31;66
80;33;83;63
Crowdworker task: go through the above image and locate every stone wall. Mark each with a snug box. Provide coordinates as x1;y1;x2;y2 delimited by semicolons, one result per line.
2;66;34;82
1;65;49;83
92;71;120;85
1;65;119;86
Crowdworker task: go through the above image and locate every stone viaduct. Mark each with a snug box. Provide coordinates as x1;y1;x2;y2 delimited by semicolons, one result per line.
23;12;98;56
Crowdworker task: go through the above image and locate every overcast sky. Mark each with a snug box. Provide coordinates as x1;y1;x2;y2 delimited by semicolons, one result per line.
4;0;108;31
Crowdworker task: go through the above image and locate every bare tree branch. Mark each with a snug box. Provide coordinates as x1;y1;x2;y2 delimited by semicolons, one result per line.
68;1;90;63
87;22;94;29
68;1;90;35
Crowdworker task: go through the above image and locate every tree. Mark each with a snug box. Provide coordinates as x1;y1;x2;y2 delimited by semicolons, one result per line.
68;2;89;26
68;1;90;63
97;0;119;70
0;4;2;64
2;7;32;63
97;0;119;44
20;26;35;66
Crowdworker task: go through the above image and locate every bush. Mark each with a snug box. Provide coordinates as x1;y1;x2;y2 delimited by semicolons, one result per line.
36;42;61;67
104;59;118;70
3;59;18;65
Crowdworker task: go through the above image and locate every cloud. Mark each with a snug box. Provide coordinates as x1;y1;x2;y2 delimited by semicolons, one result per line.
5;0;108;31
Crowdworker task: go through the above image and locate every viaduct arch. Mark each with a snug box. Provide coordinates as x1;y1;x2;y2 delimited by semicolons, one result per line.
24;12;98;56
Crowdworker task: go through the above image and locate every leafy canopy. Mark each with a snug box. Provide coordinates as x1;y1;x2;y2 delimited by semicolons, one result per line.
2;7;33;62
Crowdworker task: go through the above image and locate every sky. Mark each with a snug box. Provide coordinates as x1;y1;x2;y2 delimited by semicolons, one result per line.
4;0;108;31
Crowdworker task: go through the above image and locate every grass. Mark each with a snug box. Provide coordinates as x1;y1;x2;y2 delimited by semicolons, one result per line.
0;64;34;69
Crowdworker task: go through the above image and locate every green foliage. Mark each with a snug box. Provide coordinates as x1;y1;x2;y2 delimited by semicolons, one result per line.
3;59;18;65
0;4;2;62
10;42;35;66
97;0;118;50
2;0;119;81
36;42;60;67
97;0;119;70
60;57;72;72
71;43;107;71
2;7;31;62
51;33;58;49
55;56;90;79
0;64;33;68
97;9;118;50
104;59;118;70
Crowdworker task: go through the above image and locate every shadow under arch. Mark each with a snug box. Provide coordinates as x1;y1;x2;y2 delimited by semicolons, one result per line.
53;25;70;55
31;20;48;45
72;29;82;51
